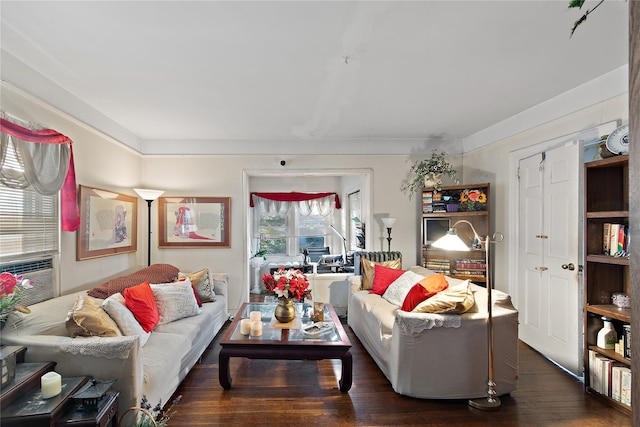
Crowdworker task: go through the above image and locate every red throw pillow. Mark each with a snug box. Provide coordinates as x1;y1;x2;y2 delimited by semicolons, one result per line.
401;284;431;312
123;281;160;332
370;264;406;295
401;274;450;312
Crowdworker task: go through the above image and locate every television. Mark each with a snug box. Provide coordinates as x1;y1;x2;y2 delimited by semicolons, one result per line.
423;218;451;246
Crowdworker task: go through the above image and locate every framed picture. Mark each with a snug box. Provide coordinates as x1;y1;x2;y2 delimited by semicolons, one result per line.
158;196;231;248
77;185;138;260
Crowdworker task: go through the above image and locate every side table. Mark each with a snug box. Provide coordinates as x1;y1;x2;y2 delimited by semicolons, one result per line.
56;390;119;427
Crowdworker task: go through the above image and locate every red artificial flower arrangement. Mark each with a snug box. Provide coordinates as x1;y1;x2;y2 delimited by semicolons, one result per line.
262;267;312;302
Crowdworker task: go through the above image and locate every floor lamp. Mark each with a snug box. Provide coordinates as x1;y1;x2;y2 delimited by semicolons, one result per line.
134;188;164;266
432;219;504;411
381;217;396;254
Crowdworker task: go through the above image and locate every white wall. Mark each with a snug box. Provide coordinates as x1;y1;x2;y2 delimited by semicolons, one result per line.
462;93;628;295
1;85;144;294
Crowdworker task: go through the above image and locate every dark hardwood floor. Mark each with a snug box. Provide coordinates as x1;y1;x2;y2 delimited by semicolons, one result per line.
167;310;631;426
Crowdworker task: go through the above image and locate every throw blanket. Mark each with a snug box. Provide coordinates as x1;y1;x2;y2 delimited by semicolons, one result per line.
60;335;138;359
395;311;461;335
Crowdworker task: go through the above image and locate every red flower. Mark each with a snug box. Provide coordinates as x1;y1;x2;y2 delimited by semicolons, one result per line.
0;272;17;298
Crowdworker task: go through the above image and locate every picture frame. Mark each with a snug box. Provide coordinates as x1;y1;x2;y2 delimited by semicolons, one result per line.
158;196;231;248
77;185;138;260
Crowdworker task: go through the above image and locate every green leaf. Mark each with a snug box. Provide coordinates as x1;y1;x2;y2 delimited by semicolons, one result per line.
568;0;586;9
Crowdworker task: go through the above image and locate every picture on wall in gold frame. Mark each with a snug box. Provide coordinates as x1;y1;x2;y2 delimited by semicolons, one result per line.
77;185;138;260
158;196;231;248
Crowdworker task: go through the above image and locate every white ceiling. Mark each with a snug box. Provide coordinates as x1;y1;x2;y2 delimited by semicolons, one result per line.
0;1;629;155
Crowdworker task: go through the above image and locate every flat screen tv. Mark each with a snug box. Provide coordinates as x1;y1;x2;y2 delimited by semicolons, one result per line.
423;218;450;246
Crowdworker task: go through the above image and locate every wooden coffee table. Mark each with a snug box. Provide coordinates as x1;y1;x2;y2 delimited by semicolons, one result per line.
219;302;353;392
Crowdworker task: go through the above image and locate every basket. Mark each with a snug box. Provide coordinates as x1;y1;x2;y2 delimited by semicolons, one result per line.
118;407;158;427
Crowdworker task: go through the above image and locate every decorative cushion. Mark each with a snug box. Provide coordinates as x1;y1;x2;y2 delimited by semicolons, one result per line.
381;270;425;307
181;268;215;303
123;281;159;332
361;257;402;290
151;281;201;324
412;281;475;314
102;292;151;346
401;274;449;311
65;294;122;338
370;264;406;295
87;264;179;299
177;277;202;307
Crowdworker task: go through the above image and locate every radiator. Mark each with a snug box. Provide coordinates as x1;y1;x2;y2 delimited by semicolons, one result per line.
0;258;54;305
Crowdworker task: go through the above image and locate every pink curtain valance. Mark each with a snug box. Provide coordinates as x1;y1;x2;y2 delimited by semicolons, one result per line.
250;192;341;209
0;117;79;232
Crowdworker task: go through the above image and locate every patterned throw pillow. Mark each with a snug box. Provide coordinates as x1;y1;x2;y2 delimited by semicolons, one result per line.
87;264;179;299
66;294;122;338
102;292;151;346
151;282;201;324
381;271;425;307
183;268;215;303
361;257;402;290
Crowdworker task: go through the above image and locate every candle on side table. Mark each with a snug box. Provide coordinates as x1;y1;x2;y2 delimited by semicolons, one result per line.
250;321;262;337
41;371;62;399
249;311;261;323
240;319;251;335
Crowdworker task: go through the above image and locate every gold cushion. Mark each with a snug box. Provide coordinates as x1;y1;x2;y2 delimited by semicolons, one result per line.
361;257;402;290
412;280;474;314
66;294;122;337
187;268;215;303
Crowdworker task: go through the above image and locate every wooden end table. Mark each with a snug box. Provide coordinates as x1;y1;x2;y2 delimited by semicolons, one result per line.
219;302;353;392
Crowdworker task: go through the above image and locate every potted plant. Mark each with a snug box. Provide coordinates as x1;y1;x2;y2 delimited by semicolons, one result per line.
401;150;459;199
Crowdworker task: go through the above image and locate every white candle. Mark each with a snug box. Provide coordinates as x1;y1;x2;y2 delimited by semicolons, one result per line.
249;311;261;322
240;319;251;335
250;321;262;337
41;371;62;399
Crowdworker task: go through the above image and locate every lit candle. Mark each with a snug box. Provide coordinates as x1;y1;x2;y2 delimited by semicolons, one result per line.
41;371;62;399
250;321;262;337
249;311;261;323
240;319;251;335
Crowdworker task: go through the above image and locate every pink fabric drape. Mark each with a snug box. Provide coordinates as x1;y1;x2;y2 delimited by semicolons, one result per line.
0;117;79;232
250;191;341;208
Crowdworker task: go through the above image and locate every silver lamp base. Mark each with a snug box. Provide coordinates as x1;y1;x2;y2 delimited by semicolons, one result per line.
468;396;501;411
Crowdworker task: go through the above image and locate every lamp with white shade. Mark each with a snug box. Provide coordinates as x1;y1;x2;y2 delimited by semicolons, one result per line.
134;188;165;266
381;217;396;254
432;219;504;411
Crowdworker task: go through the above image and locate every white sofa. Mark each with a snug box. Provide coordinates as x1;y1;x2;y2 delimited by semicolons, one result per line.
0;267;229;418
347;254;518;400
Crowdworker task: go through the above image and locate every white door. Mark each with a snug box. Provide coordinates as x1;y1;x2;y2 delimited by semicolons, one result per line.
517;142;582;376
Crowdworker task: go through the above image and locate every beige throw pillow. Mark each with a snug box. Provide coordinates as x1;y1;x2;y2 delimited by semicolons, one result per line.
412;280;475;314
66;294;122;338
361;258;402;290
183;269;215;302
150;282;201;324
102;292;151;346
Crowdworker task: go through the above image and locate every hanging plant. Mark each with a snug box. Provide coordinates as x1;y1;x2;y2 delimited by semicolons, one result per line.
401;150;459;199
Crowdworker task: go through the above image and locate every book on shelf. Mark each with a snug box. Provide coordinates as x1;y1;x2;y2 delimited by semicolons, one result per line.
620;367;632;407
422;191;433;213
602;223;629;257
611;364;626;402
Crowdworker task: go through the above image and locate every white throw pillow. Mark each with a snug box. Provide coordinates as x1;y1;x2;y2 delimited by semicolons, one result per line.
102;292;151;346
381;271;425;307
150;281;201;324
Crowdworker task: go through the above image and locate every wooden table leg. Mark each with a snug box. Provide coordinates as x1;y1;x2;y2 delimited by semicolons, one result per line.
219;348;232;390
339;350;353;392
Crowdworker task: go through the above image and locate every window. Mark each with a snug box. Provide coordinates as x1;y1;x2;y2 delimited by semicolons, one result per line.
253;205;331;256
0;143;58;305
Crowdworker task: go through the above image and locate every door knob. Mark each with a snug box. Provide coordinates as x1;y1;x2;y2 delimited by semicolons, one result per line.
534;266;548;271
561;263;575;271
